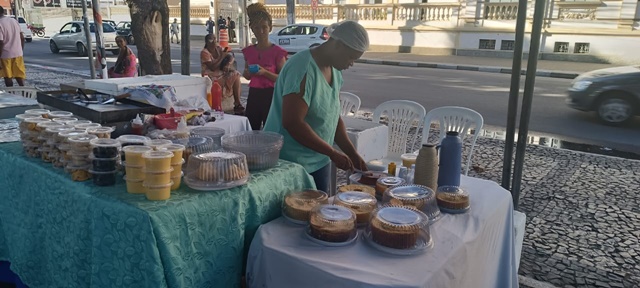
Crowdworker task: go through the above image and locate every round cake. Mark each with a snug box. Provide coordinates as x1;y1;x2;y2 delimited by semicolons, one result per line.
309;205;356;243
338;184;376;197
333;191;377;225
369;206;428;249
436;191;470;210
375;177;406;199
358;171;386;186
283;190;329;223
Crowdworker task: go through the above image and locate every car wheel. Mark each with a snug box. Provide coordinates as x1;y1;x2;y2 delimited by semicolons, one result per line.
77;43;87;57
128;35;135;45
596;92;635;126
49;41;59;53
26;38;32;43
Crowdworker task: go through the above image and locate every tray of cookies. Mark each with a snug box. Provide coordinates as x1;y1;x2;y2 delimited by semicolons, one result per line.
183;151;250;191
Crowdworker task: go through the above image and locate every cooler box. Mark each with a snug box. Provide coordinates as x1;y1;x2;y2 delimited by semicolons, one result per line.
84;74;207;102
340;117;389;162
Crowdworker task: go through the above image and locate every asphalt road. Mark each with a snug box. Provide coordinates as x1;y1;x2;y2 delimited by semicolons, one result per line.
23;38;640;153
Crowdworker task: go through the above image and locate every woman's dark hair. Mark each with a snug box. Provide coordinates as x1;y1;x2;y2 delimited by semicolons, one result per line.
115;35;126;43
220;53;234;71
247;3;272;29
204;34;215;48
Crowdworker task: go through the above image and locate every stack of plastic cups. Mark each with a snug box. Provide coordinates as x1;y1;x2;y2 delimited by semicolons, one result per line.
47;111;74;119
71;120;93;127
57;130;88;169
142;151;174;201
66;134;98;181
18;116;48;156
86;127;115;139
16;114;39;152
44;126;75;167
145;139;173;151
89;138;121;186
122;145;153;194
159;144;185;190
24;109;50;118
75;123;101;132
52;117;78;126
34;121;64;161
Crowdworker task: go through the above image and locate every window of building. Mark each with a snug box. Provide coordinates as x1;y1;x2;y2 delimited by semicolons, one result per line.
479;39;496;50
554;42;570;53
574;43;590;54
501;40;515;51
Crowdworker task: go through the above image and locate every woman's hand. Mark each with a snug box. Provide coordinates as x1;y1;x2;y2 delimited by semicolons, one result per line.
330;149;354;171
349;154;368;171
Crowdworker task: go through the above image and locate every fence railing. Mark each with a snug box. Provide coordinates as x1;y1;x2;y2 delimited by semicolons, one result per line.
483;3;519;20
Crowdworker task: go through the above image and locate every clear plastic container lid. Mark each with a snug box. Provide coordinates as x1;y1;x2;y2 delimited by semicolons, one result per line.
74;122;101;129
58;131;87;143
282;189;329;224
68;134;99;145
221;131;283;151
145;139;173;150
308;204;357;243
52;117;79;125
36;121;64;130
173;136;216;164
16;114;38;121
117;134;151;145
333;191;377;224
43;126;75;140
86;126;115;137
338;184;376;197
183;151;250;191
367;205;431;250
72;120;93;126
384;185;441;224
48;111;74;118
377;177;406;188
436;187;470;211
190;127;225;148
90;138;121;148
25;109;50;116
122;145;153;154
158;143;185;153
142;150;174;160
350;171;388;186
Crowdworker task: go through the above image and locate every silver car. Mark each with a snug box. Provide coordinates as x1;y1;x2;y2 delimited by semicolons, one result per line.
49;21;119;57
269;23;329;53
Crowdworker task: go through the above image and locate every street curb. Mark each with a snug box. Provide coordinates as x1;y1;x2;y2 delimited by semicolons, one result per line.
518;275;559;288
26;63;91;78
355;58;580;79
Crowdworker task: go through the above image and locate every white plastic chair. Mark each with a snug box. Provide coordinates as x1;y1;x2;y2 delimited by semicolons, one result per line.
339;92;361;117
370;100;426;168
1;87;40;99
422;106;484;175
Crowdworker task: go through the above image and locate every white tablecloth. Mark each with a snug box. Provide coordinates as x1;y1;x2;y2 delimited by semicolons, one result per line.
195;114;252;134
246;176;519;288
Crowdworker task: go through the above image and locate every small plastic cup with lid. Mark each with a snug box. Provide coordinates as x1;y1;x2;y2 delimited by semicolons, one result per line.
124;165;145;180
308;204;357;244
66;164;92;181
68;134;99;153
158;144;186;165
144;181;173;201
74;123;102;132
47;111;74;119
57;130;87;144
122;145;153;166
87;126;115;139
400;153;418;167
171;172;183;190
44;126;75;144
142;151;174;172
375;177;406;199
90;138;121;158
145;139;173;151
143;167;174;186
16;113;38;122
383;184;441;225
367;205;432;253
89;153;120;172
52;117;79;125
170;159;184;177
333;191;378;225
124;176;145;194
118;135;151;161
436;186;470;213
25;109;50;118
72;120;93;126
281;189;329;224
89;169;118;186
39;147;53;163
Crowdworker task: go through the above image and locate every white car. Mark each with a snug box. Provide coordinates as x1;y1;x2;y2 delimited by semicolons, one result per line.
10;16;33;43
49;21;119;57
269;23;329;53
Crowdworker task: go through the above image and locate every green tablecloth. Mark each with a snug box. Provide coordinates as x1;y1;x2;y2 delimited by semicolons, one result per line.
0;141;315;288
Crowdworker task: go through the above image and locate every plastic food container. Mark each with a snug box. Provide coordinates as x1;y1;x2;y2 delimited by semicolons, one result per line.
89;169;117;186
56;130;87;145
375;177;406;199
308;204;357;244
39;147;53;163
25;109;50;117
20;117;50;135
171;172;183;190
349;171;388;186
158;144;186;165
145;181;173;201
122;145;153;166
68;134;98;153
282;189;329;224
337;184;376;197
143;167;174;186
172;136;216;165
142;151;174;172
183;151;250;191
74;123;102;131
36;121;65;136
124;176;145;194
333;191;377;225
24;143;40;158
68;151;92;166
124;165;145;180
89;154;120;172
90;138;121;158
221;131;283;171
66;164;92;181
47;111;74;119
43;126;75;144
171;160;184;177
436;186;470;213
16;113;39;121
366;205;432;253
401;153;418;167
87;126;115;139
71;120;93;126
145;139;173;150
154;109;183;130
52;117;78;125
383;185;441;225
190;127;225;149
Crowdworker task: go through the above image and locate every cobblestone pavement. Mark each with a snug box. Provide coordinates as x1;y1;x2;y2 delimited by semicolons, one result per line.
19;68;640;288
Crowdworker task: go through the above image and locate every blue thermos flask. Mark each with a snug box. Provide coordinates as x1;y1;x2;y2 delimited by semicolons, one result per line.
437;131;462;187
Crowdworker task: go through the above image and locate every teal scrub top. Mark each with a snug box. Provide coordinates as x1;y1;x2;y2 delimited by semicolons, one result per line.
263;49;343;173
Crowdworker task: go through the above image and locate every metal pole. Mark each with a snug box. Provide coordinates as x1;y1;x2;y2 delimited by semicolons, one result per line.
511;0;547;209
312;2;316;24
91;0;108;79
14;0;21;17
242;0;249;47
82;0;96;79
181;0;190;75
286;0;296;25
500;0;528;191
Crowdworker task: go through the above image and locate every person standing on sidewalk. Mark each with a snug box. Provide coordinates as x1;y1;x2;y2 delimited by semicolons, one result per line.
170;18;180;44
0;6;25;87
242;3;287;130
263;21;369;192
205;17;215;35
227;16;236;43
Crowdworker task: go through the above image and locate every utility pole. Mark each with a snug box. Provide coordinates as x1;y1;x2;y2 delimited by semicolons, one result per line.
181;0;190;75
81;0;97;79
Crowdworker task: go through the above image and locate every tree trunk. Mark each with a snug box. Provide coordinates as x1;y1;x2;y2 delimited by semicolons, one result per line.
127;0;172;75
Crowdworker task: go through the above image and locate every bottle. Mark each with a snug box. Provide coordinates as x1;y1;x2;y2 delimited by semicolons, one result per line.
211;80;223;120
437;131;462;187
131;114;144;135
387;162;396;176
413;144;439;192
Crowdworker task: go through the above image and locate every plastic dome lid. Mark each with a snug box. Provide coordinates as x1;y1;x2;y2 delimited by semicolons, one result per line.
117;134;151;144
377;177;406;187
311;204;356;223
75;123;102;130
24;109;50;116
191;127;225;138
87;126;115;134
122;145;153;153
282;189;329;223
47;111;74;118
373;206;428;230
335;191;377;207
68;134;99;144
386;184;434;201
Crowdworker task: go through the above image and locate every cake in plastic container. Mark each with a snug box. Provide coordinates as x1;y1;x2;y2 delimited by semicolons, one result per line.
333;191;377;225
436;186;470;213
375;177;406;199
366;205;433;253
190;127;225;149
337;184;376;197
183;151;250;191
221;131;283;171
349;171;388;186
282;189;329;224
383;184;441;225
172;136;216;165
308;204;357;244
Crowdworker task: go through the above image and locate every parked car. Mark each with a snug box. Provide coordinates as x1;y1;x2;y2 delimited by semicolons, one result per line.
103;19;117;29
566;66;640;126
49;21;119;57
268;23;328;53
10;15;33;43
116;21;134;44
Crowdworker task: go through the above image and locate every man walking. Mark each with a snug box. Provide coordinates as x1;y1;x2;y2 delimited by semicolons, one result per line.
0;6;25;87
205;16;215;35
217;15;226;37
170;18;180;44
227;16;236;43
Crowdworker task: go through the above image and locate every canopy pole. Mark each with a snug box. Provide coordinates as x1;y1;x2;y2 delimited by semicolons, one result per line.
91;0;108;79
501;0;528;191
81;0;96;79
181;0;190;75
511;0;547;209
